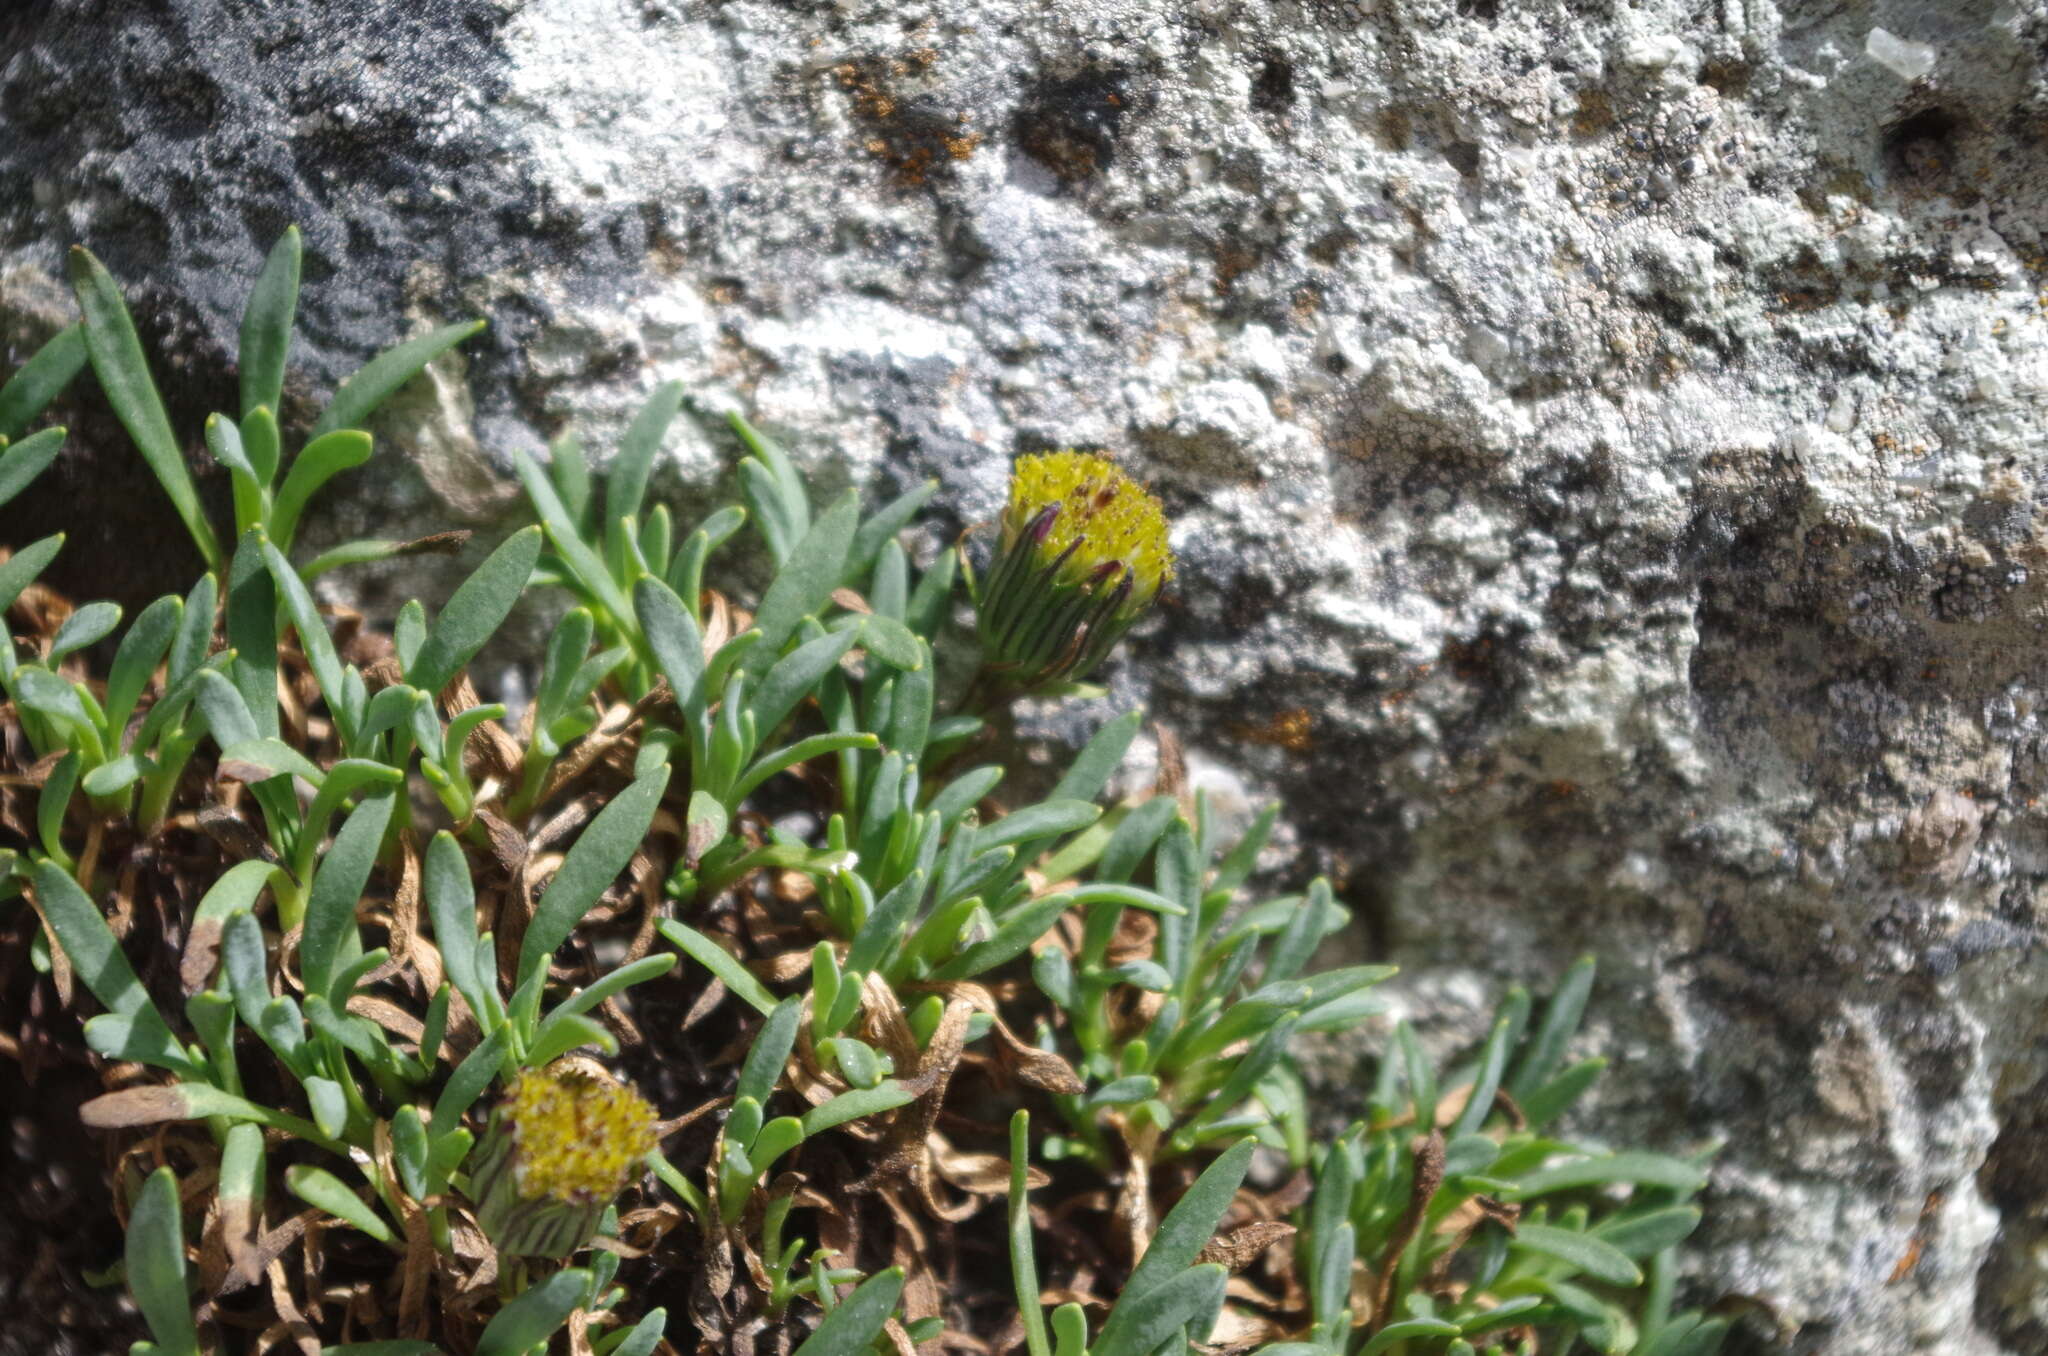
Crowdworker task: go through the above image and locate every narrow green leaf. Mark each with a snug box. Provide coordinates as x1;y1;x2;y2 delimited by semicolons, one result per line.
1640;1315;1731;1356
847;479;938;581
1092;1264;1229;1356
515;444;633;622
800;1081;913;1137
928;892;1069;981
736;995;803;1108
476;1266;591;1356
312;319;485;438
263;541;353;738
1450;1010;1517;1139
0;323;86;442
241;405;282;487
606;380;686;533
731;732;879;806
1510;1223;1642;1286
270;429;374;553
0;425;65;510
635;575;704;710
0;533;62;616
431;1026;510;1135
204;412;264;532
405;526;544;696
856;613;924;671
745;489;859;671
1508;955;1597;1101
167;572;216;689
519;765;669;993
126;1167;200;1356
976;800;1101;852
300;791;397;1000
1503;1151;1708;1200
33;861;200;1076
1359;1320;1462;1355
286;1165;395;1242
532;954;677;1055
67;248;220;569
105;594;182;737
525;1010;616;1065
239;227;302;421
220;1121;266;1206
226;528;279;738
216;737;324;785
790;1267;903;1356
1010;1112;1053;1356
1592;1206;1703;1258
605;1307;670;1356
1050;708;1143;804
49;599;120;662
748;626;860;739
1122;1138;1255;1304
659;919;777;1017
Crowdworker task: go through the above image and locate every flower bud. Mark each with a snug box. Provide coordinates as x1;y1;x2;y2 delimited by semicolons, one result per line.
469;1062;657;1258
976;451;1172;691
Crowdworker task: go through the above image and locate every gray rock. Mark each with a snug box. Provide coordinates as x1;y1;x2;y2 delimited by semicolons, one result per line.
6;0;2048;1350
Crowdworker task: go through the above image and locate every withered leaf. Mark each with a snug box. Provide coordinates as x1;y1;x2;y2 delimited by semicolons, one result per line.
1197;1221;1297;1271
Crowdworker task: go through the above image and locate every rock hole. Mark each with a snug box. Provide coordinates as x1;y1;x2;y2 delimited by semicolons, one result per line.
1457;0;1500;21
1884;106;1960;183
1443;140;1482;178
1251;57;1294;112
1014;70;1130;182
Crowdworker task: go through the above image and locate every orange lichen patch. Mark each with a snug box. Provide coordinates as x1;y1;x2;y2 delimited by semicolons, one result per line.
832;59;981;186
1229;709;1314;751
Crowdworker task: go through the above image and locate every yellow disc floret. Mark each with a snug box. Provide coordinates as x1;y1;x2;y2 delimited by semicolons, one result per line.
503;1065;658;1203
1003;451;1174;601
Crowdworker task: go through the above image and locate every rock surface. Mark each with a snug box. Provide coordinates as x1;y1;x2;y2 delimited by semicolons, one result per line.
6;0;2048;1350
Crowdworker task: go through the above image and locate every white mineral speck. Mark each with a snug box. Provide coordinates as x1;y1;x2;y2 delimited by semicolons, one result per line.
1867;27;1936;82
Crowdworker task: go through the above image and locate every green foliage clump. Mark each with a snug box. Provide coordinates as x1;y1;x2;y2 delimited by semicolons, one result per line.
0;233;1730;1356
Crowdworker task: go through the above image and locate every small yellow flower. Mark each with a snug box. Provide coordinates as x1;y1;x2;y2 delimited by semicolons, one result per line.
1001;451;1174;604
978;452;1173;690
470;1063;656;1257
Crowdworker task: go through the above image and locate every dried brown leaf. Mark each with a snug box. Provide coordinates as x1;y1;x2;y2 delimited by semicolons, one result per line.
1198;1222;1297;1271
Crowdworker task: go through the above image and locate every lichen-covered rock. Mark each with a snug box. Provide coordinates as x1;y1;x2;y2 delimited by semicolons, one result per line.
5;0;2048;1350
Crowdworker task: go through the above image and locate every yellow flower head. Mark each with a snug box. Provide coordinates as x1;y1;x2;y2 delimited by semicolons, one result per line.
501;1064;657;1202
1001;451;1174;603
976;451;1174;691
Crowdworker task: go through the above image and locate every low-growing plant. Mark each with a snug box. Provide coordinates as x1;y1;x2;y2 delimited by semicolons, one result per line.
0;233;1732;1356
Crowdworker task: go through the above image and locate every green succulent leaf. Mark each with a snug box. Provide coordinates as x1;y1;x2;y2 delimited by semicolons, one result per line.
299;790;398;1001
126;1167;200;1356
286;1165;396;1243
269;430;374;553
1509;1223;1643;1286
518;764;670;1006
239;227;303;421
789;1267;904;1356
312;318;485;438
406;525;545;697
0;425;66;511
606;380;687;545
660;919;778;1017
67;247;221;570
475;1265;592;1356
745;488;859;672
1091;1263;1230;1356
33;861;201;1077
1502;1151;1709;1200
0;323;87;443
